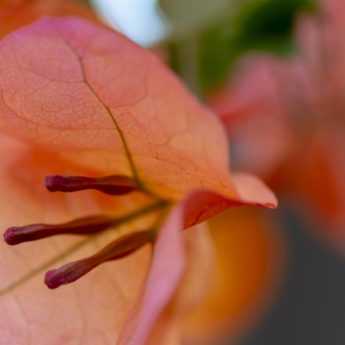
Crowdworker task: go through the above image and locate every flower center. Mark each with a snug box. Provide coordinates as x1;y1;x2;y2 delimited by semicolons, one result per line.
3;174;169;290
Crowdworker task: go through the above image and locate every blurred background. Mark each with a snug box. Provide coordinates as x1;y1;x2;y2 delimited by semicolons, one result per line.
2;0;345;344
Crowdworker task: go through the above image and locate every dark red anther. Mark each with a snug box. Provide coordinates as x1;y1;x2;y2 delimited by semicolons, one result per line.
45;230;153;289
4;215;114;245
45;175;137;195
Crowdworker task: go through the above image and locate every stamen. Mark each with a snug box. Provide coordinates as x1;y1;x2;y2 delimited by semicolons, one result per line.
45;230;153;289
4;215;114;245
1;202;165;294
45;175;137;195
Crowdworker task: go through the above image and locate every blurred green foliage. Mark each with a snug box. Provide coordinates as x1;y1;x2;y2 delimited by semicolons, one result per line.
163;0;315;94
160;0;232;37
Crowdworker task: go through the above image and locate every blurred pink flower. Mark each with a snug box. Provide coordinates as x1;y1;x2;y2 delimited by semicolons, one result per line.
210;0;345;249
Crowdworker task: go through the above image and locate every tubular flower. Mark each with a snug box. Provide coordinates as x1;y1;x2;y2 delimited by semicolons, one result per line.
209;0;345;249
0;18;277;344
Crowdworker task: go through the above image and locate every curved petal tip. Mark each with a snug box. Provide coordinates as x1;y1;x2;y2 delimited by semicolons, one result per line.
233;173;278;209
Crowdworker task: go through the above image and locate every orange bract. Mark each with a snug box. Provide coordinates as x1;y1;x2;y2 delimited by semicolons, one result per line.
0;18;277;345
179;208;283;344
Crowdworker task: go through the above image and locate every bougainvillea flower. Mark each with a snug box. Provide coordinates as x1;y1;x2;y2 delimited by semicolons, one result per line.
209;0;345;249
0;18;277;344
